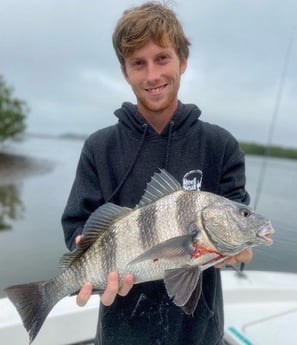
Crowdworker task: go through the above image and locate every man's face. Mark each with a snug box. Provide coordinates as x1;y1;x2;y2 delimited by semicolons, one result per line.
122;40;187;119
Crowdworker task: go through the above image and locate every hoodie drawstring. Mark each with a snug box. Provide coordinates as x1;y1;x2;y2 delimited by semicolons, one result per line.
106;124;148;202
164;121;175;170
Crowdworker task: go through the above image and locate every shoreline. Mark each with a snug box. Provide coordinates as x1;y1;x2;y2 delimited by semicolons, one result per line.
0;153;54;186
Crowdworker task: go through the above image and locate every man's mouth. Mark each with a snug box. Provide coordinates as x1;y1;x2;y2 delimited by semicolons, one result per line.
145;84;168;95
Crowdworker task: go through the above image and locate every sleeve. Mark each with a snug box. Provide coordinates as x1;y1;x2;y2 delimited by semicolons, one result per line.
219;137;250;205
61;140;104;251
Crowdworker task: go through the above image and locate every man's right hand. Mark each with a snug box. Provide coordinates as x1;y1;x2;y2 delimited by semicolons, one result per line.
75;235;134;307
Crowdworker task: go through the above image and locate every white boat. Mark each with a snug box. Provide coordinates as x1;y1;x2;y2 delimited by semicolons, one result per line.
222;270;297;345
1;270;296;345
0;294;99;345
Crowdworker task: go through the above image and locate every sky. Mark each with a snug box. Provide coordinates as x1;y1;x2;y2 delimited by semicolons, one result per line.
1;0;296;147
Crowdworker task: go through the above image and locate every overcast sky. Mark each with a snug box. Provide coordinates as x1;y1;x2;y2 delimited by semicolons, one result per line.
1;0;296;147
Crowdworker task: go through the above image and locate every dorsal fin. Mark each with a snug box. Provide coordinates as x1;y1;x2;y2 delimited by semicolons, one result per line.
137;169;182;207
82;203;131;244
60;203;131;270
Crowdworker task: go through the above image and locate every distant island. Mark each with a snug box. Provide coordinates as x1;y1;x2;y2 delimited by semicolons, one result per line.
58;135;297;160
21;133;297;160
59;133;297;159
239;142;297;160
57;135;297;160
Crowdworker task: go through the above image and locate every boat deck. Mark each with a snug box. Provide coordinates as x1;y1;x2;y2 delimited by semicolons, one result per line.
222;270;297;345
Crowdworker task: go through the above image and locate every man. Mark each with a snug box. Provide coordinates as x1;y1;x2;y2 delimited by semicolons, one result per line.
62;2;252;344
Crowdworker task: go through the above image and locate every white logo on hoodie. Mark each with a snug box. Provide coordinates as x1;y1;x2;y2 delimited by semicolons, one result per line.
183;170;203;191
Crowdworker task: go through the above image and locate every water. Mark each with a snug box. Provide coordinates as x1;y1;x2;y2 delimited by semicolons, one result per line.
0;137;296;297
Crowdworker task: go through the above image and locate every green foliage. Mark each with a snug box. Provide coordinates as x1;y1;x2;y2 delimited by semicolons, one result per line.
0;75;28;142
240;142;297;160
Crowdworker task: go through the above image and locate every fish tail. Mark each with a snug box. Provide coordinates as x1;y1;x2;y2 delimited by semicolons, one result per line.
5;281;59;344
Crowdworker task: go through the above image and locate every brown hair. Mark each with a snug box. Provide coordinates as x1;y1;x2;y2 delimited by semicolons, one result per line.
112;1;191;66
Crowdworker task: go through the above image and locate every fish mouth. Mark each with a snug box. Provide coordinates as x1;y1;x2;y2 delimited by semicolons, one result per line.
256;222;275;245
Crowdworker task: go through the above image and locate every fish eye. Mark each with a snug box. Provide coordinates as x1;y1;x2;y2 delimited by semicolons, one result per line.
239;208;251;218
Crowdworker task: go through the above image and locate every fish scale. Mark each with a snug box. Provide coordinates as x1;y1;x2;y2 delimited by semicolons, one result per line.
138;203;158;249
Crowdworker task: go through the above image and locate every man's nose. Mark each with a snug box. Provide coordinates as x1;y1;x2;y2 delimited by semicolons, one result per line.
146;62;160;82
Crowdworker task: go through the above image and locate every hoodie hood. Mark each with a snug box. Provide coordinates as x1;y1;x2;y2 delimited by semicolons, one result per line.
114;101;201;137
104;101;201;202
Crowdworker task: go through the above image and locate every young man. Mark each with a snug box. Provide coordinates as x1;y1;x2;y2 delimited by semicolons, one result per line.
62;2;252;344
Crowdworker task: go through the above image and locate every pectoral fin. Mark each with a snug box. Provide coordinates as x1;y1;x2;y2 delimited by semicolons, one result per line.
128;233;197;266
164;265;202;315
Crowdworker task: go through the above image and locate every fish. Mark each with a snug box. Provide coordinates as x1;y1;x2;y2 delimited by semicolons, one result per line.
4;169;274;344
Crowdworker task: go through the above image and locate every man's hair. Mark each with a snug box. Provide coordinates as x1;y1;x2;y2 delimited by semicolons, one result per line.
112;1;191;66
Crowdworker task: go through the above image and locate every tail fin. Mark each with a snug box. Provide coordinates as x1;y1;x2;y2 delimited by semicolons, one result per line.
5;281;58;344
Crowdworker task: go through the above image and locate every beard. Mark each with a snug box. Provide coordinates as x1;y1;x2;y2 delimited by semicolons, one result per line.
134;80;180;115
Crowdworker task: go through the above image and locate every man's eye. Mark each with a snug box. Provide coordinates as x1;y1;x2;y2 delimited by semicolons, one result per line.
133;60;144;67
159;55;168;62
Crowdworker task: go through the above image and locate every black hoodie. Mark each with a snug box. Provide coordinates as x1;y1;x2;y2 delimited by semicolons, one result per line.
62;101;250;345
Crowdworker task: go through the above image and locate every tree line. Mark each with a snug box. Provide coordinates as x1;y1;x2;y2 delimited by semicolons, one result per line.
240;142;297;160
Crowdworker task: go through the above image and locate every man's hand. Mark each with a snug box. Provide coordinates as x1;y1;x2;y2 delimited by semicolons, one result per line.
75;235;134;307
76;272;134;307
215;247;253;268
